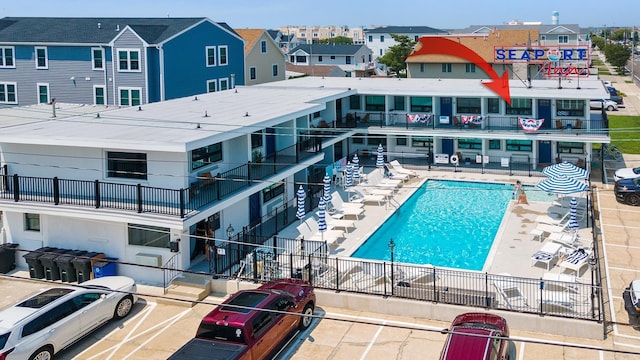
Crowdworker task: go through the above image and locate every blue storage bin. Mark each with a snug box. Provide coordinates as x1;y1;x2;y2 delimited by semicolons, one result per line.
93;257;118;278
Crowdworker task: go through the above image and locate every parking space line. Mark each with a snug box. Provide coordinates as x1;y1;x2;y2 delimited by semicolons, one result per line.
607;243;640;250
598;188;623;337
122;308;191;360
324;311;443;331
518;341;525;360
615;333;640;341
105;301;157;360
360;321;385;360
608;266;640;273
614;341;640;349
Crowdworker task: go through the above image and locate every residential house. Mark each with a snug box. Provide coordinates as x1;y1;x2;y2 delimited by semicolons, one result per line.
288;44;374;77
364;25;447;60
0;17;245;107
235;29;286;85
278;25;364;45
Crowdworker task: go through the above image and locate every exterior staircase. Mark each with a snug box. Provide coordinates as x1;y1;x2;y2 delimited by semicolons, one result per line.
158;272;212;307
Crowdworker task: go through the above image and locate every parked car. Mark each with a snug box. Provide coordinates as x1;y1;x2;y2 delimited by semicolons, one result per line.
0;276;137;360
168;278;315;360
629;280;640;313
607;86;618;96
590;99;618;111
614;166;640;181
439;312;511;360
614;178;640;206
610;95;624;105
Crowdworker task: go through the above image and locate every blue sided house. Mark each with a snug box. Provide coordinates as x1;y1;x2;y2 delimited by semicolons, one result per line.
0;17;245;106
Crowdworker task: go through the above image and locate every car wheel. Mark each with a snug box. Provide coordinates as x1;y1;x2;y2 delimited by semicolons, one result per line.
607;105;615;111
114;295;134;319
298;303;314;330
626;194;640;206
29;346;54;360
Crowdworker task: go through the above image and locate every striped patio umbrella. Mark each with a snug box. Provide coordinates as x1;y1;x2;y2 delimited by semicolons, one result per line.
568;197;580;230
542;161;589;180
317;196;327;242
344;162;353;190
376;144;385;168
352;154;360;183
536;175;588;195
296;185;306;221
323;173;332;203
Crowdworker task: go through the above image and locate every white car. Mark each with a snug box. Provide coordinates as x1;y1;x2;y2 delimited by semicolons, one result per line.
614;166;640;181
0;276;137;360
590;99;618;111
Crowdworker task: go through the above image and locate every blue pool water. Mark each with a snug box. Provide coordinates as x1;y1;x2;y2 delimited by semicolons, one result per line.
351;180;550;270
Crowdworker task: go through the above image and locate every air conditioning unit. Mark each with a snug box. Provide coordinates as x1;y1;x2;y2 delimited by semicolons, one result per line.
135;253;162;267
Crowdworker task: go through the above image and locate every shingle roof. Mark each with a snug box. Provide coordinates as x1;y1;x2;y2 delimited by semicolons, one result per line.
452;24;581;35
364;25;446;34
0;17;207;44
288;44;368;56
235;29;265;54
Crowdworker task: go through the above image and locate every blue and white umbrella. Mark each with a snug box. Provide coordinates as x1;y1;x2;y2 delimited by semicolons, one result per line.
352;154;360;183
376;144;385;168
317;196;327;241
323;173;332;203
568;197;580;230
344;162;353;190
542;161;589;180
296;185;306;221
536;174;588;195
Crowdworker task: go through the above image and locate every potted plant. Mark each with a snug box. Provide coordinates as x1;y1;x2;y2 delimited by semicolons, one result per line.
252;149;263;163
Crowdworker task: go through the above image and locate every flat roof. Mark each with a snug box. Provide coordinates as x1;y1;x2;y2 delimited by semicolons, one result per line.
0;77;607;152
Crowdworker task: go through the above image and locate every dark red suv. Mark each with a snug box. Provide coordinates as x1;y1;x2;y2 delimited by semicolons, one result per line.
439;312;511;360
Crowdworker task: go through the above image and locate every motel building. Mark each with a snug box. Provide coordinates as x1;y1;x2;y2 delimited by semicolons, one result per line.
0;74;607;284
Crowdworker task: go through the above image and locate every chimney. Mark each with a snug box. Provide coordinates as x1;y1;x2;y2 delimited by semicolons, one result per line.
116;24;120;32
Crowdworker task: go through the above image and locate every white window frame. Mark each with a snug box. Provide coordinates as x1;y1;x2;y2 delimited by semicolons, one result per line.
0;46;15;68
35;46;48;69
0;82;18;104
36;83;50;104
206;46;217;67
94;85;106;105
218;45;228;66
92;47;105;70
219;78;229;91
249;67;257;80
118;87;142;106
260;40;267;53
206;79;217;93
558;35;569;44
117;48;141;72
272;64;278;77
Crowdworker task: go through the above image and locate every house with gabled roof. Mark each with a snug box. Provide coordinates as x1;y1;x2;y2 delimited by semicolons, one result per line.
287;44;374;77
235;29;286;85
0;17;245;107
364;25;447;60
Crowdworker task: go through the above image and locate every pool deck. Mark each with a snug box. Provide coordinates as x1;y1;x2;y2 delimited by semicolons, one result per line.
279;167;591;282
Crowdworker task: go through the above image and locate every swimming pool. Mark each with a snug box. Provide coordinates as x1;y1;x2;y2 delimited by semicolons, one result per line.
351;180;550;270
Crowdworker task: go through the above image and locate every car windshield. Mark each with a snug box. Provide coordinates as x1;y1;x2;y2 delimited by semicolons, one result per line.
634;167;640;175
17;288;74;309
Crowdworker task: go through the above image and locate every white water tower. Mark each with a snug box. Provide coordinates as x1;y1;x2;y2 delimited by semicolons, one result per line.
552;11;559;25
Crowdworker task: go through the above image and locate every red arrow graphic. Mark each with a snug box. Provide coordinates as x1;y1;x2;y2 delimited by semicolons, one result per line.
411;37;511;105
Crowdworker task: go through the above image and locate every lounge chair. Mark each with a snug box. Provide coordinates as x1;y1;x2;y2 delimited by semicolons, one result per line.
324;206;364;220
296;217;344;245
535;221;569;236
366;168;403;189
398;266;437;287
558;248;591;275
493;274;529;309
389;160;418;178
383;164;410;182
314;262;362;288
548;231;582;249
324;216;356;233
329;192;365;216
350;188;386;205
535;212;570;226
354;185;394;198
350;262;391;291
542;272;580;294
531;242;563;270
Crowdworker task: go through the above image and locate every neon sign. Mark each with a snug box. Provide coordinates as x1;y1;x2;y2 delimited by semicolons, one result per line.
494;45;590;78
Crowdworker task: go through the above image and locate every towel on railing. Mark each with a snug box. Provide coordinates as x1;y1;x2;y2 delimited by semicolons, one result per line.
460;115;483;125
531;251;553;262
406;113;433;123
564;249;588;264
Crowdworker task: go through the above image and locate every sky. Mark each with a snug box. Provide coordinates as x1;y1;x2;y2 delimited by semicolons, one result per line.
0;0;637;30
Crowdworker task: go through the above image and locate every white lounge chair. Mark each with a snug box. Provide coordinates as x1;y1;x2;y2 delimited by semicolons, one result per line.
330;191;364;209
350;262;390;291
535;211;570;226
559;248;591;276
296;217;344;245
389;160;418;178
382;164;409;182
350;188;386;205
366;169;403;189
535;221;569;235
530;242;563;270
354;185;394;198
324;216;356;233
494;274;529;309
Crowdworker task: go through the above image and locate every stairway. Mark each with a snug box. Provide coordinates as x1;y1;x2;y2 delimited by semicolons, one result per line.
158;272;212;308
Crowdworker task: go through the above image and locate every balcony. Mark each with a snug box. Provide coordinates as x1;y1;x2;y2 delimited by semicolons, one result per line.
0;140;327;219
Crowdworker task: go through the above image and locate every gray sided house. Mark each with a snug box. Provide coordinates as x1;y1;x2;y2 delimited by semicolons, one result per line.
288;44;374;77
0;17;245;107
364;25;447;60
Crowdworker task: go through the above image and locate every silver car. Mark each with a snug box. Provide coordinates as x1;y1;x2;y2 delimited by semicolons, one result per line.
590;98;618;111
0;276;138;360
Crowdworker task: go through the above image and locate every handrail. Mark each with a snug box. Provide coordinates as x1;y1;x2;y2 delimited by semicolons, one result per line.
162;252;181;294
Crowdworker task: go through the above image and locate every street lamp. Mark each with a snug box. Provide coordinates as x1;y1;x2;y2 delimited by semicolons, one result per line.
388;238;396;295
588;256;598;320
226;224;234;239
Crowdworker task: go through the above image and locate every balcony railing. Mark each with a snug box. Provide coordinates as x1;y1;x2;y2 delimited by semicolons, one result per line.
0;139;327;219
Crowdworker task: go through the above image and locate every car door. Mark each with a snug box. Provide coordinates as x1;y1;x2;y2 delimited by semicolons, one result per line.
72;292;111;334
22;300;81;351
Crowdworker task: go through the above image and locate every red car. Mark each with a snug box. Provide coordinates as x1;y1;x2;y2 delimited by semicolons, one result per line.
169;278;315;360
439;312;511;360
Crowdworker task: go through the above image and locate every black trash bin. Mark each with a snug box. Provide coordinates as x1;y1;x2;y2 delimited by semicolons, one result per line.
56;250;87;283
40;248;70;281
23;247;57;279
72;252;104;283
0;243;19;273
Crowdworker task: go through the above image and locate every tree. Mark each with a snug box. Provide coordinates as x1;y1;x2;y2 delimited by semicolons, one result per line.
604;43;631;72
591;35;605;50
317;36;353;45
377;34;416;76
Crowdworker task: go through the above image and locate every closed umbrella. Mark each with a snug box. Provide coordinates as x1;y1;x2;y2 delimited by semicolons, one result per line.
352;154;360;184
344;162;353;190
296;185;306;222
376;144;385;168
323;173;332;203
317;196;327;243
536;175;588;195
542;161;589;180
568;197;580;230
